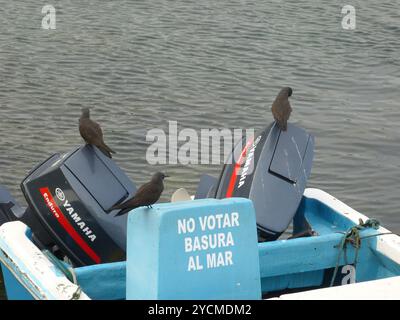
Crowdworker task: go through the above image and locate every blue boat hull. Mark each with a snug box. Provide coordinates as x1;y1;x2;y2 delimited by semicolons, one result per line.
1;189;400;300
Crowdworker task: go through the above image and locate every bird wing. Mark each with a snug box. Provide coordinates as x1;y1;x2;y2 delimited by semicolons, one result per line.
271;101;282;121
134;181;163;204
282;100;292;121
113;181;162;210
272;98;291;119
79;119;104;144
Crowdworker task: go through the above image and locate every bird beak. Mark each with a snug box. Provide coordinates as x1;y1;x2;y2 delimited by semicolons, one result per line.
164;175;170;178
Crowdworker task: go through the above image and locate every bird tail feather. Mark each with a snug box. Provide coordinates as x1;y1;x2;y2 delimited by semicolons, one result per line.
108;203;124;212
115;206;139;216
276;120;287;131
98;142;115;158
102;142;116;154
108;197;136;213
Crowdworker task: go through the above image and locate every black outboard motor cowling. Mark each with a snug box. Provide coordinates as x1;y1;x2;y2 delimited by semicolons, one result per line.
196;122;315;241
2;145;136;266
216;122;314;241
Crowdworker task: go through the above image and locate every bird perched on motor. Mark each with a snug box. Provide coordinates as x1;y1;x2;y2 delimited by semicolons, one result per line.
109;172;168;216
271;87;293;131
79;107;116;158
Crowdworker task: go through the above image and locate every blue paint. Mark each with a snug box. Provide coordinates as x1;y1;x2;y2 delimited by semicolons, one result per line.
0;226;63;299
126;198;261;300
1;263;33;300
261;270;325;293
75;261;126;300
1;194;400;300
258;196;400;294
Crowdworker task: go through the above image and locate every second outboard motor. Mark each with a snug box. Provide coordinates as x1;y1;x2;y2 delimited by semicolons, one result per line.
0;145;137;266
199;122;314;241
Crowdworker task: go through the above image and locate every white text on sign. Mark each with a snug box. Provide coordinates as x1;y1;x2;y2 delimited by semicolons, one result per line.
177;212;240;272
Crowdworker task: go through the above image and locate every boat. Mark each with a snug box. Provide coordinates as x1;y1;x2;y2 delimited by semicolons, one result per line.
1;188;400;300
1;123;399;300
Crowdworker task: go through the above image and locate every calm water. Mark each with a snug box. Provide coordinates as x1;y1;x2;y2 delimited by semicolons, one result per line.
0;1;399;297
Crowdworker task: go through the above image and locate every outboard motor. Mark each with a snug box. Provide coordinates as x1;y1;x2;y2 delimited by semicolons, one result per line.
0;145;136;266
196;122;315;241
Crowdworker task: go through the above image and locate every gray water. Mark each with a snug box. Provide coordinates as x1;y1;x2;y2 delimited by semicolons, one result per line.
0;0;400;297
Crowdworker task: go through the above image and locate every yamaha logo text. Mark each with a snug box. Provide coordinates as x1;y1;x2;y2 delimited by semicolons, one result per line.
54;188;97;242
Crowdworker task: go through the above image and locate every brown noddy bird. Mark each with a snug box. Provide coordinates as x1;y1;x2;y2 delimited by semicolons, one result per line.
271;87;293;131
110;172;168;216
79;107;115;158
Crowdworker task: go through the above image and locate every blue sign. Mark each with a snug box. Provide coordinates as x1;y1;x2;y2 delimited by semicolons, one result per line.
126;198;261;299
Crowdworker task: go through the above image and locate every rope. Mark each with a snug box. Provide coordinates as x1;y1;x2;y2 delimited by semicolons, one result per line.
70;286;82;300
329;219;381;287
42;250;82;300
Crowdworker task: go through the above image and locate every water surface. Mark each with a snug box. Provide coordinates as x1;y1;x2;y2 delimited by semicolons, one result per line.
1;0;399;298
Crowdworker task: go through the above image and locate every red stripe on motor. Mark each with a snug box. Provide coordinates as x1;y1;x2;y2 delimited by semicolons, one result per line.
39;187;101;264
225;137;254;198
